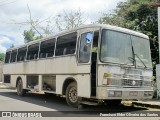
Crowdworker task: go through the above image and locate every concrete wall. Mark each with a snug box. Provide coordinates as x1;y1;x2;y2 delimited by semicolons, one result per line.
0;62;3;82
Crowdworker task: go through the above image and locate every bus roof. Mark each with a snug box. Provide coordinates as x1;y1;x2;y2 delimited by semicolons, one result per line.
7;24;149;52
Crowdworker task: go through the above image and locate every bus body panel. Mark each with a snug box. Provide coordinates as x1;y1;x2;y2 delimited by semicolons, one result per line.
97;87;153;99
56;74;91;98
3;55;92;98
7;75;27;89
3;56;90;75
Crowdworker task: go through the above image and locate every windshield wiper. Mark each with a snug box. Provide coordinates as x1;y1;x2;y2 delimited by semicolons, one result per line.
134;54;147;68
130;36;147;68
130;36;136;68
128;56;136;66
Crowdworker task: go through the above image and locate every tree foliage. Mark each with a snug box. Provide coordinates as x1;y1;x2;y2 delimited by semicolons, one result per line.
0;53;5;61
10;44;15;48
98;0;159;75
23;29;42;43
23;29;35;43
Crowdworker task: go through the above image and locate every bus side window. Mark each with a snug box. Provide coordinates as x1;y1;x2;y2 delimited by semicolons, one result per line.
5;51;11;63
39;39;55;58
78;32;93;63
10;50;17;63
55;32;77;56
27;43;39;60
17;47;27;62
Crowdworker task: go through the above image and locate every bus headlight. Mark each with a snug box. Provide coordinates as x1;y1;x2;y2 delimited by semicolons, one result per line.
102;73;122;85
103;73;112;85
102;79;111;85
108;91;122;97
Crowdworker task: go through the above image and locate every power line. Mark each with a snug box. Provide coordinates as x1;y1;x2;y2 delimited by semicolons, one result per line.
0;0;21;6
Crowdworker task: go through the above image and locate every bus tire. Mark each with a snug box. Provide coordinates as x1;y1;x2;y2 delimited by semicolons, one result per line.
105;100;122;106
17;79;26;96
66;82;80;107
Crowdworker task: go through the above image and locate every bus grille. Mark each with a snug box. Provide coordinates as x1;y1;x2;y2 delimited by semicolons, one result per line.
122;79;143;86
107;74;151;87
143;80;152;87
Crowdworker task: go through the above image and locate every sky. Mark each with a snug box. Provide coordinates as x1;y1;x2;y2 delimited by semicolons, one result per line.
0;0;126;53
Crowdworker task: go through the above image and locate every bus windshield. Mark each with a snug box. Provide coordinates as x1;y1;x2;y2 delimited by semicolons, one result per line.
100;29;152;68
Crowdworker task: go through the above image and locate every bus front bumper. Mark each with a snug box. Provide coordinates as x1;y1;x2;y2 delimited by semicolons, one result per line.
96;87;153;100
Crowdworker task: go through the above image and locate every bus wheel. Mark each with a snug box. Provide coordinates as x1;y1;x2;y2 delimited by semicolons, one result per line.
17;79;26;96
66;82;80;107
105;100;122;106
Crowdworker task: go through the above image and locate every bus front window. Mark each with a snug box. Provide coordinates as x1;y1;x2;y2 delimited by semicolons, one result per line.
131;36;152;68
100;30;132;65
100;29;152;68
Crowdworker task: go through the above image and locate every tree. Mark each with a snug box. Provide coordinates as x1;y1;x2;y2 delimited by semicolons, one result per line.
0;53;5;61
23;28;43;43
10;44;14;48
98;0;158;76
23;29;35;43
21;6;87;43
55;9;87;31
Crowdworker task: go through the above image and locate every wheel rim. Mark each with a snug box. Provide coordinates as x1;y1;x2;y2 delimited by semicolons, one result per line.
68;86;78;103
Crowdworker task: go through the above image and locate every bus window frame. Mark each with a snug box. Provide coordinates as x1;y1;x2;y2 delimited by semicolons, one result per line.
10;49;18;63
77;31;94;64
26;42;40;61
5;51;11;64
39;38;56;59
16;46;27;63
55;32;78;58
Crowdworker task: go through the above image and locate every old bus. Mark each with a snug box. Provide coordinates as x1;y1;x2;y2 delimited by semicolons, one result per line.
3;24;153;107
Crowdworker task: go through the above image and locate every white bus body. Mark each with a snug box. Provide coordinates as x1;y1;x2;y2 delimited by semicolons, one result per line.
3;24;153;107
